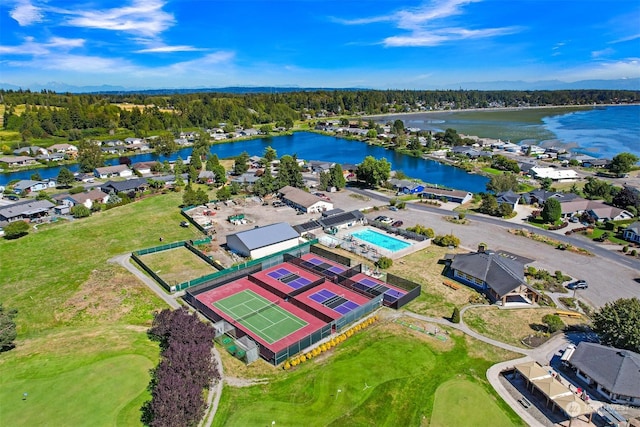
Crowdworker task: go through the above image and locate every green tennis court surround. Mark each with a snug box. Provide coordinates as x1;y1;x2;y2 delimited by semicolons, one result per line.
213;290;308;344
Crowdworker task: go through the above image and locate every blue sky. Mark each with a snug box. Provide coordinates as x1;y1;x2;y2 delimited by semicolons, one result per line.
0;0;639;90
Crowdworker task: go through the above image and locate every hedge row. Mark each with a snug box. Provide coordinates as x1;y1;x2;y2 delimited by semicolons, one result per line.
283;315;379;370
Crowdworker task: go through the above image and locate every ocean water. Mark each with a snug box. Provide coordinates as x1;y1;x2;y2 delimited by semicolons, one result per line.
542;106;640;158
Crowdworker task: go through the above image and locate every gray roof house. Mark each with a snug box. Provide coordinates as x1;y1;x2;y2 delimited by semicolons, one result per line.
226;222;300;259
568;342;640;405
100;178;149;194
0;200;55;223
420;187;473;204
448;246;539;305
622;221;640;244
496;190;520;210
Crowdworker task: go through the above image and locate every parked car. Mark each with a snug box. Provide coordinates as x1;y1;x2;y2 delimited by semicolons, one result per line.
374;215;387;222
381;217;394;225
389;206;398;211
567;280;588;290
5;194;19;201
179;221;189;228
569;216;579;223
391;220;403;227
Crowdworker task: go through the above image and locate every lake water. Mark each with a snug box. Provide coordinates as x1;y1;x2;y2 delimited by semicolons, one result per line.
0;132;490;192
378;105;640;159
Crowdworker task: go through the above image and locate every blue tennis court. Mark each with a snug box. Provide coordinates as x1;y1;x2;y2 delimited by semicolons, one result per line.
267;267;313;290
356;278;406;299
303;257;346;274
309;289;360;315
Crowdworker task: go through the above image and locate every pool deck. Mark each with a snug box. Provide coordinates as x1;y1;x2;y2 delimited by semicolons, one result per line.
333;225;430;260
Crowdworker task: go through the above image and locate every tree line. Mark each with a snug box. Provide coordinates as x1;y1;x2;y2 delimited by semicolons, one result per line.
2;88;638;142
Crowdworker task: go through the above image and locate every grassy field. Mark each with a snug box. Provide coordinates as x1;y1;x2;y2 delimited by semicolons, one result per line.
140;246;218;285
386;246;479;318
0;192;197;426
430;379;516;427
464;306;585;348
212;321;524;427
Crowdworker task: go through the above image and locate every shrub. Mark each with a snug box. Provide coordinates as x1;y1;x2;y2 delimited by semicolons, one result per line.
631;249;638;257
433;234;460;248
397;201;406;209
622;245;629;253
458;212;466;220
376;257;393;269
69;186;84;194
3;220;29;239
451;307;461;323
542;314;564;333
70;205;91;218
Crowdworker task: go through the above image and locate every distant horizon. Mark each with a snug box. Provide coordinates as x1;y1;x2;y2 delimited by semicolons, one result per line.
1;78;640;94
1;1;639;90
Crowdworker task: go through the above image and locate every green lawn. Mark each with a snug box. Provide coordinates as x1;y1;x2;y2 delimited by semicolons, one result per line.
212;325;524;427
481;167;503;175
430;379;516;427
0;192;197;426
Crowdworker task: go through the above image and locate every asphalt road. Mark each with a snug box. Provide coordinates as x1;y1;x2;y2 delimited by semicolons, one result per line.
351;188;640;308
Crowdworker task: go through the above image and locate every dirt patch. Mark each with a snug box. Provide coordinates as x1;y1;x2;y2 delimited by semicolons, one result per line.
225;376;269;387
55;265;160;326
464;306;586;348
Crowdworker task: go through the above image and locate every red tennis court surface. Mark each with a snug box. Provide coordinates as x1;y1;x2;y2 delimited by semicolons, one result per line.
293;282;370;320
252;262;323;294
194;278;327;353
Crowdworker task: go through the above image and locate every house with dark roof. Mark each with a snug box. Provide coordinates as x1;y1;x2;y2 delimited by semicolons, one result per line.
225;222;301;259
279;186;333;213
568;342;640;405
0;155;36;167
623;221;640;244
587;204;634;222
388;179;425;195
318;210;366;230
495;190;520;210
447;246;539;305
0;200;55;223
419;187;473;204
100;178;149;195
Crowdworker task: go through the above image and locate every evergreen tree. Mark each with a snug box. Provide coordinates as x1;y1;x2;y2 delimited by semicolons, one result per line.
77;140;104;172
541;198;562;223
0;303;18;351
277;155;304;188
329;164;346;189
451;307;461;324
56;167;75;188
592;297;640;353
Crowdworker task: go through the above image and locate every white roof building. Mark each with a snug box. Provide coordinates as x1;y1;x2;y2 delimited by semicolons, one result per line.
226;223;301;259
530;167;579;182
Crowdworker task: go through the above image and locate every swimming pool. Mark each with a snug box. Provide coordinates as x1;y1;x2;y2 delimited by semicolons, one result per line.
351;228;411;252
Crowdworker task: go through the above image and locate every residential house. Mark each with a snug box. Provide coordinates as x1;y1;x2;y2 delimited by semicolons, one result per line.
226;222;301;259
0;199;55;223
587;204;633;222
317;210;366;230
622;221;640;243
495;190;521;210
131;161;159;175
13;146;48;156
100;178;148;196
13;180;56;194
582;158;610;168
101;146;125;155
447;245;539;305
198;170;215;184
419;187;473;204
450;146;486;159
48;143;78;155
36;153;65;162
279;185;333;213
0;156;36;167
240;128;259;137
230;172;260;186
94;164;133;179
308;161;335;173
124;137;143;145
527;190;582;206
388;179;425;195
568;342;640;405
64;189;109;209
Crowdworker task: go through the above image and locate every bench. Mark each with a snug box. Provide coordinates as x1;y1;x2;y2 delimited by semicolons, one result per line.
518;397;532;409
556;311;582;318
442;280;461;290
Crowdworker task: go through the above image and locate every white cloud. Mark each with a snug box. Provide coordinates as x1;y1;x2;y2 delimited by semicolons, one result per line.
59;0;174;38
9;0;43;26
610;33;640;44
559;58;640;81
135;45;206;53
0;36;85;55
592;48;615;59
336;0;520;47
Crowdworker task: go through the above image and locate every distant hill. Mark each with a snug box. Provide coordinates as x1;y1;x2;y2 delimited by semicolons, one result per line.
1;78;638;94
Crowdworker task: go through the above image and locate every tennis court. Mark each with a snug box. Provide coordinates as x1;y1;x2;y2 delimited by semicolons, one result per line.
301;256;346;275
309;289;360;315
267;268;313;289
213;289;308;344
354;276;406;299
